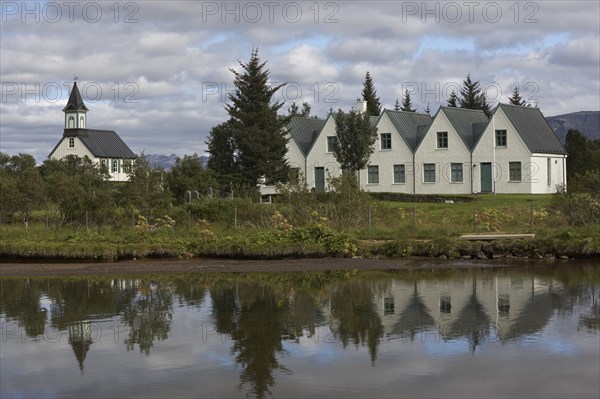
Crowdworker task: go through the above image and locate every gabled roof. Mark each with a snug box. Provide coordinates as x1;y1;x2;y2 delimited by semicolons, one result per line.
383;110;433;152
49;129;136;159
286;117;326;156
439;107;490;151
62;82;89;112
497;103;567;154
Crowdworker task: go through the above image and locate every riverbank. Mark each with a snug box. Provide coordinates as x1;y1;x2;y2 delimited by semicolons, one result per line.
0;256;591;277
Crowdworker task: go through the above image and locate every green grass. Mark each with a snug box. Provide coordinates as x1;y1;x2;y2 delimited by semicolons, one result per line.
1;194;598;261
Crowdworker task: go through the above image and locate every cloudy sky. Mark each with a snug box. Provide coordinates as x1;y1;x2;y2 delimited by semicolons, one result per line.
1;0;599;161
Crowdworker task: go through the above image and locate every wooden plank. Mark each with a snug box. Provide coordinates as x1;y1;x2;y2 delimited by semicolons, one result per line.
459;234;535;241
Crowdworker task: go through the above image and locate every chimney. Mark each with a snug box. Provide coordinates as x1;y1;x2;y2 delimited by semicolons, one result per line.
354;100;367;114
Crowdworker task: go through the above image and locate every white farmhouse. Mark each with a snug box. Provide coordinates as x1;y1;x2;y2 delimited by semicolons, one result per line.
472;103;567;194
284;101;567;195
48;81;136;182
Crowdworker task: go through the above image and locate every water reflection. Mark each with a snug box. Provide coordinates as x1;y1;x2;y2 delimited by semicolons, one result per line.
1;264;598;398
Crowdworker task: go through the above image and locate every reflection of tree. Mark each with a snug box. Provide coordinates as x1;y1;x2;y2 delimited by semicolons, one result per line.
211;280;292;399
0;278;47;337
121;281;173;356
329;280;384;364
172;276;207;309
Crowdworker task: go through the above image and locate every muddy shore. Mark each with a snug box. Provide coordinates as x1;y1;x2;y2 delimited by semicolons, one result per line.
0;256;570;277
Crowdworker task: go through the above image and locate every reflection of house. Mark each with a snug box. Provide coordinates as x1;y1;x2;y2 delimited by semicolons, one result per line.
48;81;136;182
68;320;93;372
283;102;567;194
375;273;557;349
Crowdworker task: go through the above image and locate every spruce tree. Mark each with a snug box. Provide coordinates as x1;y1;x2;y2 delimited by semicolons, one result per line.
361;71;382;116
424;103;431;115
206;121;237;186
394;98;401;111
447;90;458;107
401;89;416;112
509;86;527;106
458;74;492;117
225;48;290;187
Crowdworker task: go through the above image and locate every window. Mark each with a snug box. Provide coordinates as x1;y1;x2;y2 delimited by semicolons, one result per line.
68;116;75;128
437;132;448;149
383;297;395;315
547;158;551;186
423;163;436;183
393;164;406;184
79;116;84;128
380;133;392;150
327;136;337;153
495;130;507;147
68;137;75;148
440;296;452;314
101;159;107;169
123;159;132;174
289;167;300;183
451;163;463;183
509;162;521;182
367;165;379;184
112;159;119;173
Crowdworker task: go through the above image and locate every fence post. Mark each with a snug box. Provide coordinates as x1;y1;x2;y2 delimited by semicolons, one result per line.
234;207;237;229
188;209;191;232
531;206;535;230
472;210;476;232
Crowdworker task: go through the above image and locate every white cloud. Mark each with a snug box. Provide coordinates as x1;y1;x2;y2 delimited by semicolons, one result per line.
1;0;598;161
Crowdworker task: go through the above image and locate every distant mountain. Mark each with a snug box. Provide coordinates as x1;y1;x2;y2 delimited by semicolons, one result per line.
143;154;208;170
546;111;600;143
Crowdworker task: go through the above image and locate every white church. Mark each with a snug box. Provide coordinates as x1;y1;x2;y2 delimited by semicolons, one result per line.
283;101;567;195
48;81;136;182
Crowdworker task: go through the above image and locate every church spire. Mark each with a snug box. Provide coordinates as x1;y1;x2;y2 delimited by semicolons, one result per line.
63;80;88;129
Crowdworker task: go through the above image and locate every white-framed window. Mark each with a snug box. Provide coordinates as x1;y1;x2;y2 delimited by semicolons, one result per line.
393;164;405;184
437;132;448;149
495;130;507;147
509;161;521;182
68;116;75;128
68;137;75;148
367;165;379;184
327;136;337;153
112;159;119;173
79;116;85;128
423;163;436;183
451;163;463;183
380;133;392;150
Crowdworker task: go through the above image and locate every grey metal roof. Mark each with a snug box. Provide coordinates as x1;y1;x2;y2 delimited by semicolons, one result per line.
440;107;490;151
384;110;433;152
287;117;326;156
62;82;89;112
498;103;567;154
52;129;136;158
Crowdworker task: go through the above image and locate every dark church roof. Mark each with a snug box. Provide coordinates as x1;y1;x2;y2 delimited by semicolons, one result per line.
49;129;136;159
62;81;89;112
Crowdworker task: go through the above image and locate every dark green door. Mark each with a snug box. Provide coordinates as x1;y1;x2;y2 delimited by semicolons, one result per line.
481;162;492;193
315;167;325;192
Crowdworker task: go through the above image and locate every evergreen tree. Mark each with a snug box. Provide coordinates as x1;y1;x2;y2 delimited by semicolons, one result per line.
207;121;237;186
458;74;492;117
226;48;290;188
509;86;527;106
401;89;416;112
424;103;431;115
361;72;382;116
287;102;300;116
332;108;378;173
393;98;401;111
167;154;218;203
447;90;458;107
565;129;593;180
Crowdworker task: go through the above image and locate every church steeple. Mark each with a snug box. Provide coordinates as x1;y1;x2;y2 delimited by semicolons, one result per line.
63;80;88;129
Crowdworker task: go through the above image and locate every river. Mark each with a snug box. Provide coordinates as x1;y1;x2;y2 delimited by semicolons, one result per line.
1;261;598;398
